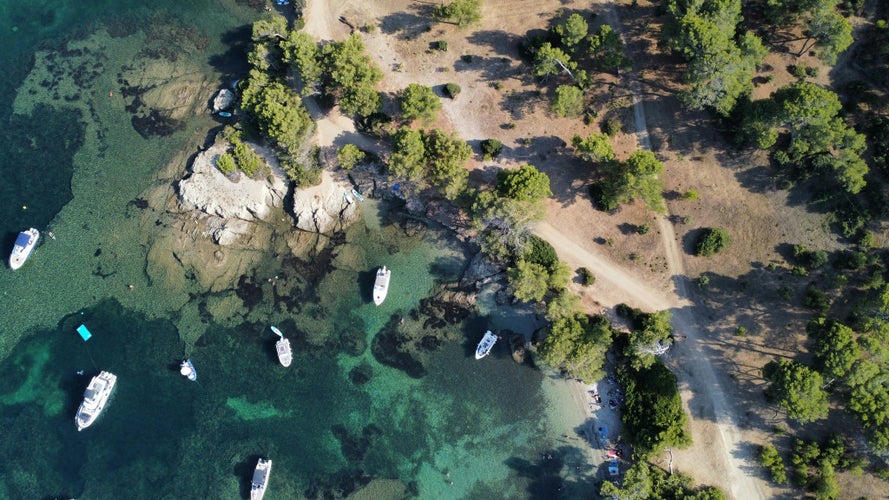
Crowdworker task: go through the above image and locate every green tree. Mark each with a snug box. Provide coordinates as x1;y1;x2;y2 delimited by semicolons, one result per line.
806;318;859;379
508;259;549;302
602;461;725;499
759;445;788;484
545;289;581;322
621;362;692;458
251;15;288;42
247;81;314;152
399;84;441;122
627;310;674;370
588;24;630;72
572;133;615;162
496;164;553;202
423;129;472;199
388;127;427;184
847;360;889;450
282;30;322;94
432;0;482;28
763;359;829;423
551;84;584;117
322;34;383;116
337;144;365;169
695;227;730;256
539;314;612;382
802;8;853;64
621;150;666;213
554;13;588;51
533;43;577;79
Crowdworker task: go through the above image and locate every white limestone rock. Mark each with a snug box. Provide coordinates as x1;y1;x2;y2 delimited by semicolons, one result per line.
177;141;287;222
291;170;360;234
212;89;234;112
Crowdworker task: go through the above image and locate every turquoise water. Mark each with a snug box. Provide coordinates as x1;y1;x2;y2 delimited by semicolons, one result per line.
0;2;595;498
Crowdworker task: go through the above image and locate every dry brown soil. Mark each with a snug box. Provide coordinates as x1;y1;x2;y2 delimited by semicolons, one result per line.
300;0;887;498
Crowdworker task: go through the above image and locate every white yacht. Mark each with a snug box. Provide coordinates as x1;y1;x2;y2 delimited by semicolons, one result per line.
9;228;39;270
250;457;272;500
75;371;117;431
271;326;292;367
180;359;197;382
475;331;498;360
372;266;391;306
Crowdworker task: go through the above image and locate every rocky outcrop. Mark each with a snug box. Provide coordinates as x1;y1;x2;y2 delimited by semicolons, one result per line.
460;251;504;288
177;141;287;222
211;89;234;112
291;170;360;234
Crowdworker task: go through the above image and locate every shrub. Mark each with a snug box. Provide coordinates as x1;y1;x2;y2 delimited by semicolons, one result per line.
337;144;365;169
461;54;473;63
759;445;787;484
232;142;265;178
444;83;461;99
578;267;596;286
681;189;699;200
602;116;622;136
637;223;650;235
803;283;830;312
216;153;237;175
480;139;503;160
694;228;730;256
433;40;448;51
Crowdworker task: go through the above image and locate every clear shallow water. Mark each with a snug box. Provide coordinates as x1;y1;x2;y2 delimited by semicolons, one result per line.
0;2;594;498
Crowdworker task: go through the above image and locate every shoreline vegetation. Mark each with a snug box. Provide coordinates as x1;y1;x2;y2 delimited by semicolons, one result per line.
187;3;717;497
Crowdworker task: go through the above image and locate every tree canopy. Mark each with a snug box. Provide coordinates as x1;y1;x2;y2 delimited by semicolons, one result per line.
539;313;612;382
601;461;725;500
399;83;441;123
432;0;482;28
763;359;829;423
807;318;860;380
321;34;383;117
387;128;471;199
553;13;589;51
620;361;692;458
496;164;552;202
507;259;550;303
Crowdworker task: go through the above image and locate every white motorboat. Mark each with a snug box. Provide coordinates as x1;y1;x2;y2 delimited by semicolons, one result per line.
251;457;272;500
75;371;117;431
9;228;39;270
271;326;292;367
180;359;197;382
372;266;391;306
475;330;498;360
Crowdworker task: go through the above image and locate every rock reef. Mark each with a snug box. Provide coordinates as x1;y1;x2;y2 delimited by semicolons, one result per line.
291;169;360;234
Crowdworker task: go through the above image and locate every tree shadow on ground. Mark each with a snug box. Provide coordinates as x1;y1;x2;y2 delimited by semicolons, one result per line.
379;7;433;40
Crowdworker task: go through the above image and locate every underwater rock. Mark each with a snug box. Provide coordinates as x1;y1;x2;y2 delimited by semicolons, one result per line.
177;141;288;222
419;287;475;328
371;317;426;378
510;334;526;364
348;362;373;385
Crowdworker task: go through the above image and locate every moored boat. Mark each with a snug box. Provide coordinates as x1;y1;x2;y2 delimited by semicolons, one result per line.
351;188;365;202
75;371;117;431
372;266;391;306
475;330;498;360
251;457;272;500
9;228;39;270
271;326;292;367
180;359;197;382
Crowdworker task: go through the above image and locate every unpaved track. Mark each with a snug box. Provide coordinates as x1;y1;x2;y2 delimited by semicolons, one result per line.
531;2;765;498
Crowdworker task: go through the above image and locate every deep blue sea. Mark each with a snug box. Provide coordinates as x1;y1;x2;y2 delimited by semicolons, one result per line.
0;1;597;498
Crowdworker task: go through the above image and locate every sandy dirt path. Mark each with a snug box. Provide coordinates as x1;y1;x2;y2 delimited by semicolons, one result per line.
530;2;766;498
